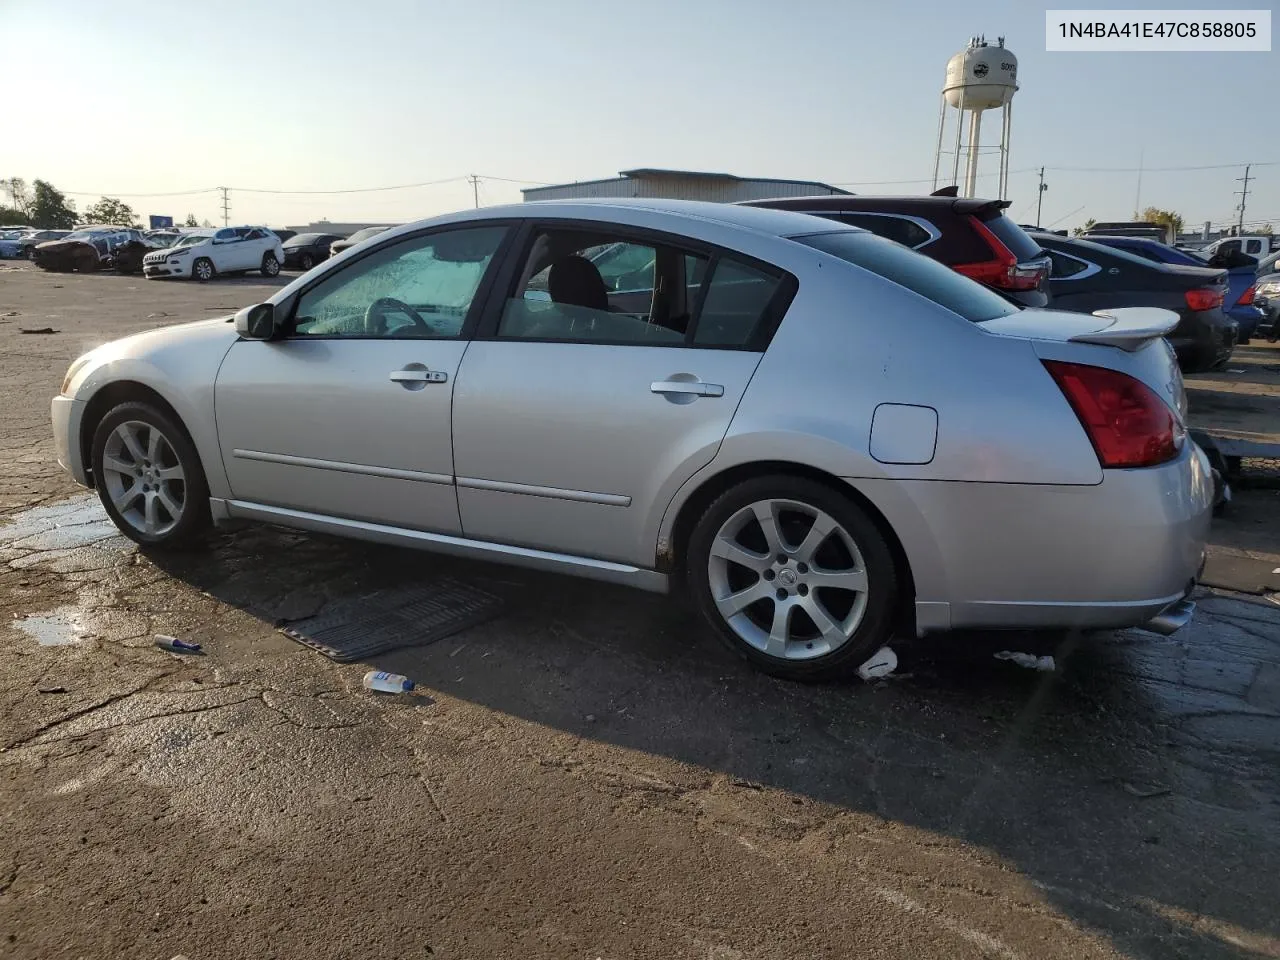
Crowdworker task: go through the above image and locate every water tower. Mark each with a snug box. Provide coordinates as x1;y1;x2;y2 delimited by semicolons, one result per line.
931;36;1018;199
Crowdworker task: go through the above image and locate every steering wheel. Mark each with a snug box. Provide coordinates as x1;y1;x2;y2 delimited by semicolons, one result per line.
363;297;428;335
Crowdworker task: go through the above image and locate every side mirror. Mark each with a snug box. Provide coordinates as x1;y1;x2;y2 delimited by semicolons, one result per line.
235;303;278;340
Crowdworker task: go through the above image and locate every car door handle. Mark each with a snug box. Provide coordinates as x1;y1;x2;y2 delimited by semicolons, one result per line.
650;379;724;398
389;369;448;384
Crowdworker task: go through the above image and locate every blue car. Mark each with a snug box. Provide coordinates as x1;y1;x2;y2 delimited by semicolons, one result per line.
1086;235;1263;341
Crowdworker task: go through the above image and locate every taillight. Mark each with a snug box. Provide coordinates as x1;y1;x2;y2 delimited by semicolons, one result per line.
1236;285;1256;306
1185;287;1224;311
954;217;1047;291
1043;360;1182;469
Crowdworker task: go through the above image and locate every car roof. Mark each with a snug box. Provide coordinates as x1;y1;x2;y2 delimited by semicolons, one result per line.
393;198;859;242
740;194;1012;217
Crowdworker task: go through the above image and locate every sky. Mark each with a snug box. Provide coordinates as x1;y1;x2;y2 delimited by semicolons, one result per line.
4;0;1277;234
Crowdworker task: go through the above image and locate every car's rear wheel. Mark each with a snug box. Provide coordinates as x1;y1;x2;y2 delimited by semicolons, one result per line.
686;475;898;681
76;250;98;272
261;252;281;277
192;257;214;282
299;253;315;270
91;402;210;549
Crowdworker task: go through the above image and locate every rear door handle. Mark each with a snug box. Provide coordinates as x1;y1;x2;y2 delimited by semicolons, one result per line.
651;379;724;398
389;369;448;384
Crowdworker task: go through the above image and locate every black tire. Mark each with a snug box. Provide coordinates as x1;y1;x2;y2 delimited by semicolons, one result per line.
192;257;214;282
91;401;211;549
24;247;37;261
299;253;314;271
685;475;898;682
261;252;281;277
77;250;99;273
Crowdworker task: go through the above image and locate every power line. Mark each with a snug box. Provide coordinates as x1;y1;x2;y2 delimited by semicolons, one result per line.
60;187;218;198
232;176;467;195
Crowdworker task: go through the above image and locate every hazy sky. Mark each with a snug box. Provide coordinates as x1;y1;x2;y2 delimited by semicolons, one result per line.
6;0;1277;232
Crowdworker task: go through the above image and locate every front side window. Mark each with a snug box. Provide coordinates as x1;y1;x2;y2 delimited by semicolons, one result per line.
291;225;507;339
214;228;236;242
794;230;1018;323
497;227;785;347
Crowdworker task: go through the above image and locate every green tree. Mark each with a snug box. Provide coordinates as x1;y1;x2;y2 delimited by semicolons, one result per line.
1254;223;1273;237
83;197;138;227
1072;217;1097;237
3;178;31;219
183;213;199;227
1139;206;1184;237
28;180;77;229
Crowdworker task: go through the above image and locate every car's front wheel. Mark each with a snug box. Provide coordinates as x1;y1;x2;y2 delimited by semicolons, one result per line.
299;253;315;270
261;252;281;277
686;475;898;681
192;257;214;282
91;402;211;548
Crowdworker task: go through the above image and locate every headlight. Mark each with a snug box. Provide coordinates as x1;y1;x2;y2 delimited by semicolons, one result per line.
60;353;94;396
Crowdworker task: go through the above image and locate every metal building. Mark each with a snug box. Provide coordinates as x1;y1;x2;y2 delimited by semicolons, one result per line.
522;168;849;204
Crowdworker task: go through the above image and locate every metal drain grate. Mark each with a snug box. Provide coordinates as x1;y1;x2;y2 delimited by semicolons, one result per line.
279;579;503;662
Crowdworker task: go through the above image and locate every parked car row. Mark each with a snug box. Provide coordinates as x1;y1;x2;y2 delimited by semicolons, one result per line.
142;227;287;281
0;228;71;259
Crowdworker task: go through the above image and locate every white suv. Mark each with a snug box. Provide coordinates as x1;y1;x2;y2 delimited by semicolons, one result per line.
143;226;285;281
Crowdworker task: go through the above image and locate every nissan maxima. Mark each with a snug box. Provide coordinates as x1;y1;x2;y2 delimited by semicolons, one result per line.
52;200;1211;680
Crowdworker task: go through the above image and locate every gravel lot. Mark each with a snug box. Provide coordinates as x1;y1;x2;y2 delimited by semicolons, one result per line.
2;262;1279;960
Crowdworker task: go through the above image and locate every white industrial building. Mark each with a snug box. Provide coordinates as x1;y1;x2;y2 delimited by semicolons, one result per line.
522;168;849;204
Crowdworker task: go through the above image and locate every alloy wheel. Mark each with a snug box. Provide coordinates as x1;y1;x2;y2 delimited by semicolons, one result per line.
706;498;869;661
100;420;186;537
194;259;213;281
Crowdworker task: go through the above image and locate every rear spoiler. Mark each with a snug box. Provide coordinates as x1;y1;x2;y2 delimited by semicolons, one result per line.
1071;307;1180;352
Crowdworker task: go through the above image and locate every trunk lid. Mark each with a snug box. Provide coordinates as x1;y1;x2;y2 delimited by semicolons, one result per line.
978;307;1187;419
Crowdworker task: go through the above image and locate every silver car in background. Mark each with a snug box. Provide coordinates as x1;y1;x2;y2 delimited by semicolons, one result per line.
51;200;1212;681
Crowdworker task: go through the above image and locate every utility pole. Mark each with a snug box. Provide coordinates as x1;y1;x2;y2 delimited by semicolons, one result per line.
1133;149;1144;216
219;186;230;227
469;174;479;209
1235;164;1252;234
1035;166;1048;228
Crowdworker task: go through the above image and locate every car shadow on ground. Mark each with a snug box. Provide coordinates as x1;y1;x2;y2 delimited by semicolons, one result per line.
146;522;1280;960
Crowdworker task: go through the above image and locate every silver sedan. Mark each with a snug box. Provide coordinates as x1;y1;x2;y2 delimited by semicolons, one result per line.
52;200;1213;680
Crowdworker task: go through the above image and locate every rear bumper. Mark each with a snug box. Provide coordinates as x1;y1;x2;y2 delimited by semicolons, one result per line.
862;443;1214;634
1226;304;1263;339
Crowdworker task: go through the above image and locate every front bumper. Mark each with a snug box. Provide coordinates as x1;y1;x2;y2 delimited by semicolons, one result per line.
1226;304;1264;340
882;442;1214;634
51;395;90;486
143;260;189;278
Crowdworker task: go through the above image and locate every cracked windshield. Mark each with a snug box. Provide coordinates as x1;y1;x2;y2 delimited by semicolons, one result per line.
2;1;1278;958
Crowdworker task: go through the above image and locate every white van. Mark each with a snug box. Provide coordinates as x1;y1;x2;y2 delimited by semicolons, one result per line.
143;226;285;281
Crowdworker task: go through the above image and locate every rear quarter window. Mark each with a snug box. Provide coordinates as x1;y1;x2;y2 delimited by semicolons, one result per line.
794;230;1020;323
980;214;1045;262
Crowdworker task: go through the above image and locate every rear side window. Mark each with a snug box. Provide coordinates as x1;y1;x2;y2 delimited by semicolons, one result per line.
979;214;1044;262
820;214;933;249
794;230;1019;323
1047;251;1091;278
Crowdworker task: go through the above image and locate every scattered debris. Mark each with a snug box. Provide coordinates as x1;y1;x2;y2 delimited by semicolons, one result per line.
18;327;58;335
584;714;596;723
994;651;1056;672
154;634;203;654
36;685;67;694
1225;368;1247;374
856;645;898;681
2;310;17;316
1123;782;1171;799
362;670;415;694
146;312;171;318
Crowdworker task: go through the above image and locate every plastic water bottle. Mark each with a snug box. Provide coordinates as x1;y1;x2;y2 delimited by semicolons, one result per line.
362;670;415;694
154;634;202;653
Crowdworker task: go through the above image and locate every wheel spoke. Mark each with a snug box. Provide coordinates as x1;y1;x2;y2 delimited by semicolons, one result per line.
101;454;135;478
112;481;143;511
808;567;868;593
156;487;182;521
157;465;184;481
146;427;164;464
709;535;770;573
750;501;784;554
117;424;146;463
792;510;837;562
766;601;793;657
799;595;847;645
715;580;773;618
143;491;160;534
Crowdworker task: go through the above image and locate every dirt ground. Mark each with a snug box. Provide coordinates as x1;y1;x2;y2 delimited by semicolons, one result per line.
2;263;1279;960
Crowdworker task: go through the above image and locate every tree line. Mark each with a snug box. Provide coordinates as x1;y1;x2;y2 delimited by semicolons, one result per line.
1;178;207;230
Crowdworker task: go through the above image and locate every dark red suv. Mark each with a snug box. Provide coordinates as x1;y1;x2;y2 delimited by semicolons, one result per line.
742;194;1052;308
